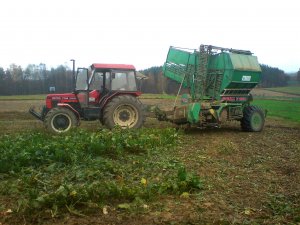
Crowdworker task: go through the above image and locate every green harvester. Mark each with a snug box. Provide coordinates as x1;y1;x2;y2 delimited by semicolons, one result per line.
158;44;265;131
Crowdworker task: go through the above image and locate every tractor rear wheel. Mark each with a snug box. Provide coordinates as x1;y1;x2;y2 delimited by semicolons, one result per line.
103;95;145;129
241;105;265;132
44;107;78;133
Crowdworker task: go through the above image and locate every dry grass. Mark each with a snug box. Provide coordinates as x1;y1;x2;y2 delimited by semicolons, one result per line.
251;88;300;98
176;121;300;223
0;100;43;112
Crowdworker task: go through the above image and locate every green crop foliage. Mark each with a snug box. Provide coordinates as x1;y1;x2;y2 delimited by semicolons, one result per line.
0;128;203;216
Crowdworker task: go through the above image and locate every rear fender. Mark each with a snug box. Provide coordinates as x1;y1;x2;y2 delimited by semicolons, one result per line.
99;91;140;109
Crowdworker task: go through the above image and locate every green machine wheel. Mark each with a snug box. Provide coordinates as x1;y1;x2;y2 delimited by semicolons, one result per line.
241;105;265;132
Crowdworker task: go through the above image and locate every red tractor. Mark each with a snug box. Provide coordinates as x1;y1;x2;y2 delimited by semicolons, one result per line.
29;63;145;133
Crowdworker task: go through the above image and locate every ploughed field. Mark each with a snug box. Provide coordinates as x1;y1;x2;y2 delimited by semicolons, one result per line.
0;95;299;224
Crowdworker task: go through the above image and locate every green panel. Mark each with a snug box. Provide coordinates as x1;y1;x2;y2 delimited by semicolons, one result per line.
232;70;261;82
167;48;194;65
210;53;261;93
187;103;201;123
209;53;233;70
208;53;233;94
229;54;261;72
163;68;188;87
163;47;198;98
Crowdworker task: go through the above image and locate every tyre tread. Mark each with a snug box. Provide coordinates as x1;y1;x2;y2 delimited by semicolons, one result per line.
241;105;265;132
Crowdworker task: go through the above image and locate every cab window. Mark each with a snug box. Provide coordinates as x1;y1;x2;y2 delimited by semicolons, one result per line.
111;71;137;91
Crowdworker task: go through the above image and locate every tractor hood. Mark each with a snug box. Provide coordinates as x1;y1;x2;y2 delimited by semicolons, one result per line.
46;93;77;101
46;93;78;108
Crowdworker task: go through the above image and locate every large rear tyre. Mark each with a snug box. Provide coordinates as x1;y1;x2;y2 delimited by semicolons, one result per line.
44;107;78;133
241;105;265;132
103;95;145;129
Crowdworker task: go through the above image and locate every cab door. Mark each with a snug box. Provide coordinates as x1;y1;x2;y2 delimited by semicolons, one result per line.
75;68;89;108
88;71;105;104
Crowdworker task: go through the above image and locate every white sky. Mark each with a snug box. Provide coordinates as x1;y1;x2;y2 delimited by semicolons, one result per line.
0;0;299;72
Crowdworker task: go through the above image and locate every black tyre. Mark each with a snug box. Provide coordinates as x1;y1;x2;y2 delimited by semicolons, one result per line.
241;105;265;132
44;107;78;133
103;95;145;129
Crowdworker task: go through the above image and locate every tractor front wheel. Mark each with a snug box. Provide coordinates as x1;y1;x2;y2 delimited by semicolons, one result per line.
103;95;145;129
44;107;78;133
241;105;265;132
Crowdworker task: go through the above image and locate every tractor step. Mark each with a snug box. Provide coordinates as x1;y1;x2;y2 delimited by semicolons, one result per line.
83;107;101;120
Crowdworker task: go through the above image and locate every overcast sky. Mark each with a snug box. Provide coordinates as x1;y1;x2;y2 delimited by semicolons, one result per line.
0;0;299;72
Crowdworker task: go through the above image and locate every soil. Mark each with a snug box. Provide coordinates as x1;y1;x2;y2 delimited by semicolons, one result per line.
0;98;299;224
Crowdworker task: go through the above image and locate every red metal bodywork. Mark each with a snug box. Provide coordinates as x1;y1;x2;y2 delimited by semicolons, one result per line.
46;92;98;109
45;91;141;109
46;93;77;108
89;90;101;104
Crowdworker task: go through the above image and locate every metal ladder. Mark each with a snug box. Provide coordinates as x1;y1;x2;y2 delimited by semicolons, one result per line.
195;45;210;100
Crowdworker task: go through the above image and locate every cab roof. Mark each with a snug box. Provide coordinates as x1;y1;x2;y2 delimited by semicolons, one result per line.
91;63;135;70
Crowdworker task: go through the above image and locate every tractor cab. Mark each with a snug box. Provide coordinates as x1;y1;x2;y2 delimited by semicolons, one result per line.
75;64;140;108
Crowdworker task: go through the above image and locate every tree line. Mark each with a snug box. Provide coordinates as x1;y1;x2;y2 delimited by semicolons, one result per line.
259;64;290;87
0;63;295;96
0;64;73;95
